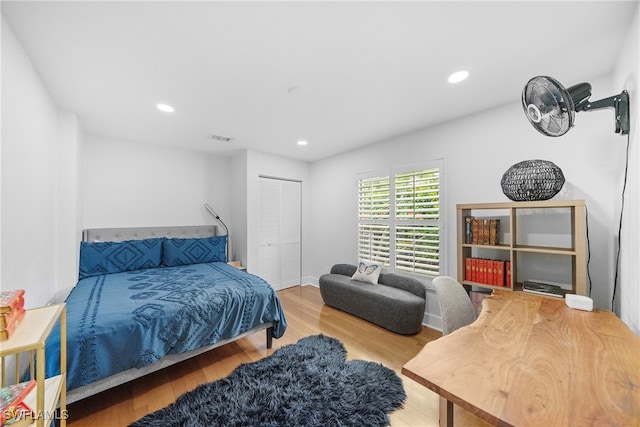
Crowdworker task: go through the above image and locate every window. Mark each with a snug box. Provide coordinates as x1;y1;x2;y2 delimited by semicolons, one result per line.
357;176;390;265
357;163;441;277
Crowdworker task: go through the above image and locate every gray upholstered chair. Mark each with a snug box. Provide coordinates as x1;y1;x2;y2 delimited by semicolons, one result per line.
433;276;476;335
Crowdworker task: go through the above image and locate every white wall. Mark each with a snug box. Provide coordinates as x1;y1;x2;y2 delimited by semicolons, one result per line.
1;18;60;308
231;150;248;264
82;144;312;279
56;112;83;290
82;136;231;230
614;5;640;334
308;74;626;328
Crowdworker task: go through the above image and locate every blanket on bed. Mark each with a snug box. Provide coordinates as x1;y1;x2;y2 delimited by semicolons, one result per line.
45;262;287;390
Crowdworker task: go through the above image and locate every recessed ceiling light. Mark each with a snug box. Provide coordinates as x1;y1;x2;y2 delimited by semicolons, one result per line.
297;140;308;146
448;70;469;84
156;103;175;113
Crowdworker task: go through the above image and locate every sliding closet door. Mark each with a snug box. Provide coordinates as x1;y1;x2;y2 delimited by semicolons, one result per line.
258;177;301;290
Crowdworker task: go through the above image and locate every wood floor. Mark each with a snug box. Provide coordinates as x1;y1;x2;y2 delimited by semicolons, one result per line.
66;285;484;426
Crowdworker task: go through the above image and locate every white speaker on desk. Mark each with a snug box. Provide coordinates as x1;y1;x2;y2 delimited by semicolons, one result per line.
565;294;593;311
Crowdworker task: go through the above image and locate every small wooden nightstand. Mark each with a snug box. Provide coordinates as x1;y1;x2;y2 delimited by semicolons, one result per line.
227;261;246;271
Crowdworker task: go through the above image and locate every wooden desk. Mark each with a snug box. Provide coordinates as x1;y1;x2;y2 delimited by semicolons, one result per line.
402;291;640;427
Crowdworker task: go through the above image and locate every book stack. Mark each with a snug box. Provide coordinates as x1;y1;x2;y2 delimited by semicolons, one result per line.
0;289;26;341
465;217;500;245
465;258;510;288
0;380;35;426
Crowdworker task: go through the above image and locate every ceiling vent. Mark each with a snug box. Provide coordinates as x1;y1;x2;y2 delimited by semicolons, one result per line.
207;134;233;142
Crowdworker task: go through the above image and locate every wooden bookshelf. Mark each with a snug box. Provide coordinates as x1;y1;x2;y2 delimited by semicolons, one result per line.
457;200;587;296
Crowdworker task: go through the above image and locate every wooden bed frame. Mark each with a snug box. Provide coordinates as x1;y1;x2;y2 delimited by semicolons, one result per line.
63;225;274;403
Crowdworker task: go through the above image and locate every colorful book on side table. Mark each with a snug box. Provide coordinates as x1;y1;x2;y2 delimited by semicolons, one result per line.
0;290;26;341
0;308;26;341
0;307;25;330
0;290;25;314
0;380;35;426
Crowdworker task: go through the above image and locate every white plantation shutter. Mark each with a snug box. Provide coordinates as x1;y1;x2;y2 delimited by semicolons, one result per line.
358;223;390;265
395;169;440;276
395;169;440;220
358;176;390;220
357;176;391;265
357;165;441;277
395;224;440;275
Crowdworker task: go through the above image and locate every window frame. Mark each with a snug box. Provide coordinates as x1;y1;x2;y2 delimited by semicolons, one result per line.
356;159;445;278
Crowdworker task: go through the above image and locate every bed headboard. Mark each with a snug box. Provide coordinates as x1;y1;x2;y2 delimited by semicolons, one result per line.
82;225;218;242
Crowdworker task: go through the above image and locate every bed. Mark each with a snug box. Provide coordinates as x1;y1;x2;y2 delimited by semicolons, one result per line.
44;226;287;403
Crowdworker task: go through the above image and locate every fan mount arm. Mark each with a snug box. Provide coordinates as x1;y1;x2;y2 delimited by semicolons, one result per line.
576;90;630;135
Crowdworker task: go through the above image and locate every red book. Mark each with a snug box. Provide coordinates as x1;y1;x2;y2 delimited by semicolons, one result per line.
0;380;35;424
0;308;26;341
496;261;505;287
506;261;512;288
490;261;494;286
0;290;25;314
482;259;488;284
0;307;25;329
465;258;472;282
486;260;492;285
484;260;489;285
487;259;497;286
2;400;33;426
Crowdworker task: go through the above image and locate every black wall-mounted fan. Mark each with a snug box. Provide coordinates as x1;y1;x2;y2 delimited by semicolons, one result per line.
522;76;630;137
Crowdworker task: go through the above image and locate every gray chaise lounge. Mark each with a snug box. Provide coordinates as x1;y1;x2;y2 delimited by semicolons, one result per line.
319;263;426;335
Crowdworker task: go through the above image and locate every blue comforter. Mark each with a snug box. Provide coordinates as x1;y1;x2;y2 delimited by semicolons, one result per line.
45;262;287;390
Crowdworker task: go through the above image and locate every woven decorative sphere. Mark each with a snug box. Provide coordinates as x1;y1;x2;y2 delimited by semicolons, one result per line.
500;160;565;201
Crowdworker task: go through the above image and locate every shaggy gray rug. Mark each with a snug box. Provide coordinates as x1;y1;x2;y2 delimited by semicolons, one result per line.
130;334;406;426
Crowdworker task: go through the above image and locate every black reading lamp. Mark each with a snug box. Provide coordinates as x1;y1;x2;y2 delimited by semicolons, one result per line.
522;75;630;136
204;203;230;262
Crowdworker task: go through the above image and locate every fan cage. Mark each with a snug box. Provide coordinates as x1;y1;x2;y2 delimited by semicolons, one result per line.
522;76;575;137
500;160;565;201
